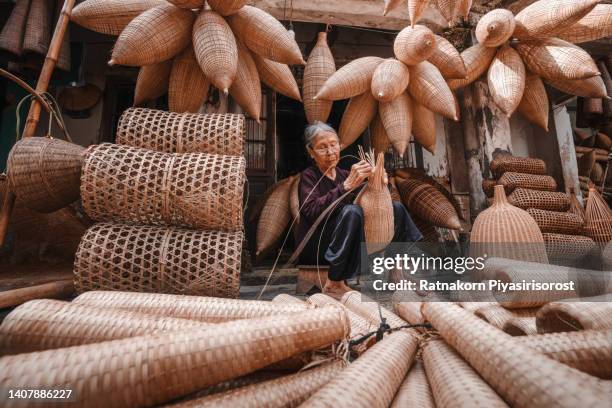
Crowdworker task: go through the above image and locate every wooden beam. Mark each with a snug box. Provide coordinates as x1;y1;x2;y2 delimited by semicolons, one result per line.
552;105;583;200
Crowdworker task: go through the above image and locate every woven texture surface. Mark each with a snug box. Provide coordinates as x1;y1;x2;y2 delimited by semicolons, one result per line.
490;155;547;178
518;74;550;130
474;303;538;330
177;371;284;401
508;188;570;212
499;172;557;194
341;291;408;330
449;44;497;90
134;60;173;106
256;176;294;256
339;92;378;148
502;316;537;336
379;93;413;157
22;0;50;57
253;53;301;101
370;114;390;156
393;301;425;326
514;0;599;39
488;45;525;116
74;223;243;298
117;108;245;155
316;56;383;101
584;188;612;245
558;4;612;44
390;361;435;408
309;293;375;342
527;209;583;235
371;58;410;102
169;45;210;113
303;32;335;124
536;300;612;333
393;25;435;66
408;61;457;120
230;42;262;121
543;233;599;264
475;9;515;47
397;177;461;230
70;0;165;36
81;143;245;231
546;75;607;98
429;34;466;79
0;0;30;56
206;0;248;16
412;101;436;153
272;293;306;305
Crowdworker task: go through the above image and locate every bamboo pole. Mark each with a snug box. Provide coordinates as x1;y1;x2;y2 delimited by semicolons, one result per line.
0;0;75;247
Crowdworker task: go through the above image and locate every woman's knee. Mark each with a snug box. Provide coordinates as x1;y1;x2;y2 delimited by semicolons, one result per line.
392;201;409;219
341;204;364;219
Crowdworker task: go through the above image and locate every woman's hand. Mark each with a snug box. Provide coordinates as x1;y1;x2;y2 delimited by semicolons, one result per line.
343;160;373;191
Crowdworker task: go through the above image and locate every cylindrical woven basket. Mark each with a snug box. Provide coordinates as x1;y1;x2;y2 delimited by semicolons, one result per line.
422;340;508;408
117;108;245;155
393;25;435;66
272;294;306;305
133;60;173;106
502;316;537;336
397;177;461;230
542;233;599;264
514;0;600;39
303;32;335;124
229;42;262;121
339;92;378;148
536;299;612;333
527;209;583;235
256;176;294;257
340;291;407;329
309;293;375;343
408;61;458;120
393;301;425;326
7;137;84;213
301;330;417;408
0;307;349;408
490;155;547;178
70;0;165;36
0;0;30;57
422;302;607;408
448;44;497;90
175;371;285;401
390;361;435;408
498;172;557;194
482;178;496;197
315;56;383;101
515;330;612;379
475;9;515;48
73;290;311;323
22;0;51;58
584;187;612;246
81;144;245;231
371;58;410;102
169;45;210;113
487;45;525;116
508;188;571;212
74;223;243;298
379;92;413;157
429;34;467;79
474;303;538;330
518;74;550;130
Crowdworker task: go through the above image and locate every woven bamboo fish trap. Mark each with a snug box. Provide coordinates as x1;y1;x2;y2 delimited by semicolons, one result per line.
117;108;245;156
7;137;84;213
537;299;612;333
371;59;410;102
51;0;68;71
166;0;204;8
448;44;497;90
470;186;548;263
502;316;538;336
74;223;243;297
558;4;612;44
253;53;301;101
407;0;430;27
71;0;165;36
169;46;210;113
591;162;604;184
459;301;498;313
482;178;496;197
256;176;294;257
475;9;515;48
408;61;458;120
488;45;526;116
474;303;538;330
272;293;306;305
498;172;557;193
206;0;248;16
436;0;457;24
516;330;612;379
393;25;436;66
390;361;435;408
303;32;335;124
428;34;466;79
490;155;547;178
81;144;245;231
370;113;390;156
516;38;599;81
397;177;462;230
569;188;586;224
422;340;508;408
508;188;570;212
518;74;550;131
393;301;425;326
0;307;348;408
527;209;583;235
289;175;300;223
596;131;612;150
514;0;600;40
341;291;408;329
577;149;596;177
230;42;262;121
584;187;612;245
316;56;383;101
173;361;345;408
228;6;304;66
302;331;417;408
193;10;238;93
546;75;607;98
422;302;608;408
73;291;311;323
22;0;50;58
412;101;436;153
177;371;285;401
133;60;172;106
110;4;195;67
308;293;375;342
339;92;378;148
0;0;30;57
379;92;413;157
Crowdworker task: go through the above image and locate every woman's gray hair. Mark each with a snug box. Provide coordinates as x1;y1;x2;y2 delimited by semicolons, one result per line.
304;121;338;148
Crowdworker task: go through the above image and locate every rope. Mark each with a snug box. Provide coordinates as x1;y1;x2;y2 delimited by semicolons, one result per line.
348;322;432;348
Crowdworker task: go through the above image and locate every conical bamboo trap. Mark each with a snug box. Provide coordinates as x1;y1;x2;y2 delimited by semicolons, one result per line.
547;75;608;98
71;0;165;36
256;176;295;257
133;59;173;106
536;298;612;333
339;93;378;148
476;9;516;48
289;175;300;224
508;188;571;212
253;52;301;102
518;73;550;130
379;92;413;157
169;45;210;113
397;177;462;230
527;209;583;235
487;45;525;116
370;114;391;156
22;0;51;59
316;56;384;101
386;0;474;27
428;34;466;79
412;101;436;153
393;25;436;66
583;187;612;245
514;0;600;40
408;60;458;120
390;361;435;408
229;42;262;121
371;58;411;102
303;32;335;124
558;4;612;44
0;0;31;57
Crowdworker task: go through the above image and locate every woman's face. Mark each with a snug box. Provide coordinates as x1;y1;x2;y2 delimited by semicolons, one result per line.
309;131;340;172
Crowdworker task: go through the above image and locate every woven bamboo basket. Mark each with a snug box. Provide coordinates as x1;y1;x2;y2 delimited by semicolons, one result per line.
436;0;457;24
339;92;378;148
591;162;604;184
558;4;612;44
397;177;462;230
527;209;583;235
514;0;600;40
474;303;538;330
448;44;497;90
303;32;335;124
518;74;550;131
302;331;417;408
228;6;304;65
490;155;547;178
516;330;612;379
457;0;473;19
428;34;467;79
569;188;586;224
169;46;210;113
578;149;596;178
308;293;375;342
370;113;390;156
180;371;286;401
193;10;238;93
379;92;413;157
116;108;245;156
74;223;243;297
253;53;301;101
508;188;571;212
371;59;410;102
393;25;436;66
7;137;84;213
256;176;294;257
502;316;538;336
584;187;612;245
595;132;612;150
459;301;498;313
22;0;50;58
110;4;195;67
340;291;408;329
289;175;300;223
272;294;306;305
516;38;599;81
0;0;30;57
390;361;435;408
166;0;204;8
393;301;425;326
316;56;383;101
498;172;557;193
488;45;526;116
229;42;262;121
133;60;172;106
422;340;508;408
422;302;607;408
206;0;248;16
173;361;345;408
407;0;430;27
475;9;515;48
0;307;348;408
74;291;312;323
71;0;165;36
546;75;608;98
412;101;436;153
537;299;612;333
408;61;458;120
482;178;496;197
81;144;245;231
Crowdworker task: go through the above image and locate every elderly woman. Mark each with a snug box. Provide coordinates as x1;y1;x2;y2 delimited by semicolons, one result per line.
297;121;422;299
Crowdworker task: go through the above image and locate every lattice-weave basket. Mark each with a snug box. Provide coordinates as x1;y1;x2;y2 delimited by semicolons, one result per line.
396;177;461;230
542;233;599;264
490;155;547;178
527;209;583;235
7;137;84;213
74;222;243;298
116;107;245;155
508;188;570;212
81;143;245;231
584;187;612;246
498;172;557;193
